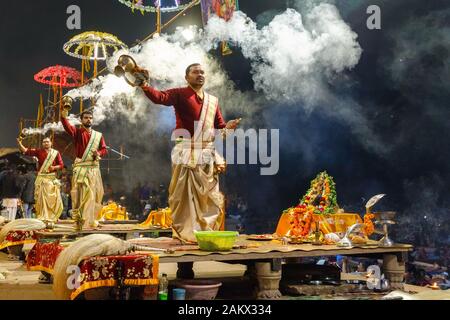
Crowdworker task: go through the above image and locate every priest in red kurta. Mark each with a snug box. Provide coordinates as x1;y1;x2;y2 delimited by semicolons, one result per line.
140;63;241;243
61;109;108;229
17;136;64;221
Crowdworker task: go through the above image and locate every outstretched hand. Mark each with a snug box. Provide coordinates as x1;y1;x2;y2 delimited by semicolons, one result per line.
216;163;226;174
226;118;241;130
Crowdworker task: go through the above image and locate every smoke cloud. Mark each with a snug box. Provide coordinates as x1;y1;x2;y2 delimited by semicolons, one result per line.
21;2;389;220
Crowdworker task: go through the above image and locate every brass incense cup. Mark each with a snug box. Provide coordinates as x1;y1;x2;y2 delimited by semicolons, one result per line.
61;96;74;112
114;55;149;87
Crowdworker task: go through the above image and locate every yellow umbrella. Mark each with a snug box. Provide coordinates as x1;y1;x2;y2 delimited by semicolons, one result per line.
63;31;128;111
63;31;127;62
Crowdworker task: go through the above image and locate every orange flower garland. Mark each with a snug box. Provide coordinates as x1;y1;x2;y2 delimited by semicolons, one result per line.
284;171;339;238
287;205;314;237
363;213;375;236
300;171;338;215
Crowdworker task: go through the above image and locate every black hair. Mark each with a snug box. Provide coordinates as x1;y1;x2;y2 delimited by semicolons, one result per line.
80;110;93;119
185;63;201;76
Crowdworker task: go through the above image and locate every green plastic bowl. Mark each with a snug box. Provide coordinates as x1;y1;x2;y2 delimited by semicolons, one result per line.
194;231;238;251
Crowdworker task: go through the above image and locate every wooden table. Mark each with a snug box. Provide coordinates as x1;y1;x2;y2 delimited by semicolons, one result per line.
154;242;412;299
35;227;172;241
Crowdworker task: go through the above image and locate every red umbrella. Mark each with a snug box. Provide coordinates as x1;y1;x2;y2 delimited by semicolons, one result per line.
34;65;82;88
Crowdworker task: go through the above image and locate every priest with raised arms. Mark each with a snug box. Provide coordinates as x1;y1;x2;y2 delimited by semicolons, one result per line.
60;109;108;229
140;63;241;243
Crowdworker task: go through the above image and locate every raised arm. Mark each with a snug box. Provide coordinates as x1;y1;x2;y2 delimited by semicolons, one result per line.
17;138;28;153
141;85;179;106
60;115;77;138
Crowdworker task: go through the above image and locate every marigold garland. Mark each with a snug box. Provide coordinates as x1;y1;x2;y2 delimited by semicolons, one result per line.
285;171;339;238
363;213;375;236
286;205;314;237
300;171;338;215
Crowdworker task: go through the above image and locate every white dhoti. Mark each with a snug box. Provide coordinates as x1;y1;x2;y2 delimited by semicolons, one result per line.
71;158;104;229
35;173;63;221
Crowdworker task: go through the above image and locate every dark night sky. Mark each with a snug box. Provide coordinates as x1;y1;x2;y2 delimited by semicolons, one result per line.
1;0;449;235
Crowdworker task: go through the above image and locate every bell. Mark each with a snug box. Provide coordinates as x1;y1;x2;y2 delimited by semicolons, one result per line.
114;54;149;87
61;95;74;111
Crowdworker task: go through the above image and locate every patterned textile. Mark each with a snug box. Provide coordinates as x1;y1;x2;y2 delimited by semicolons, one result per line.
71;254;159;300
0;230;37;250
25;241;159;300
26;241;65;274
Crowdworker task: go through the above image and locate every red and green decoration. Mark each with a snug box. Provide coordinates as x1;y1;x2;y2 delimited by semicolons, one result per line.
299;171;338;215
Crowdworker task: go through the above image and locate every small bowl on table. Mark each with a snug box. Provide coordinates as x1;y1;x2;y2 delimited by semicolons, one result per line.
194;231;238;251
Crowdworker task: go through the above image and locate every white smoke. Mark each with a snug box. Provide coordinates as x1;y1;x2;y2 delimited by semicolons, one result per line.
202;5;362;105
22;114;81;136
60;4;364;123
201;5;385;153
23;3;386;154
60;27;258;130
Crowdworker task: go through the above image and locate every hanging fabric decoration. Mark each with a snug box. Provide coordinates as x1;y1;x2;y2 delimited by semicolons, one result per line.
200;0;238;55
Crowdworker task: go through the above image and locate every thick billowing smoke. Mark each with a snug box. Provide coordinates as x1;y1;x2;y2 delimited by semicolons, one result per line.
22;3;388;220
62;29;260;127
203;6;362;104
58;4;374;145
202;5;386;154
26;3;377;189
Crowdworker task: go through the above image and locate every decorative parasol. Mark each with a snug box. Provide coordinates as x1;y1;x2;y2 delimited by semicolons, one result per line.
63;31;127;111
118;0;197;13
33;65;83;128
63;31;128;61
33;65;82;88
118;0;200;34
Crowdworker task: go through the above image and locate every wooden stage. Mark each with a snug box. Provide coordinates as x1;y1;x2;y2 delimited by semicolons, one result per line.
135;237;413;299
4;225;413;300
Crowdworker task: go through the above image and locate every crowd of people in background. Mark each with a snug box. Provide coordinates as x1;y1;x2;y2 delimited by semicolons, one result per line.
0;158;170;223
0;160;36;220
0;160;71;220
101;182;169;222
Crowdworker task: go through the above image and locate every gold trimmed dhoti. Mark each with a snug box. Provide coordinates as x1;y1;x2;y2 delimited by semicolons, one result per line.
71;158;104;228
35;173;63;221
169;141;225;243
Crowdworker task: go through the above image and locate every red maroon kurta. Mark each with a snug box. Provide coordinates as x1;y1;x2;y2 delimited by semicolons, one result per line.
141;86;227;137
61;117;108;159
25;148;64;172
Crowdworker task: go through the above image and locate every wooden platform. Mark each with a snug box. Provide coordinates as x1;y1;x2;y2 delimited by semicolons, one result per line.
155;245;411;263
145;238;413;299
8;233;414;300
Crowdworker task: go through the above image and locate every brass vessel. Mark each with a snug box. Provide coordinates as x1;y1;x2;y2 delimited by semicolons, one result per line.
114;55;149;87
